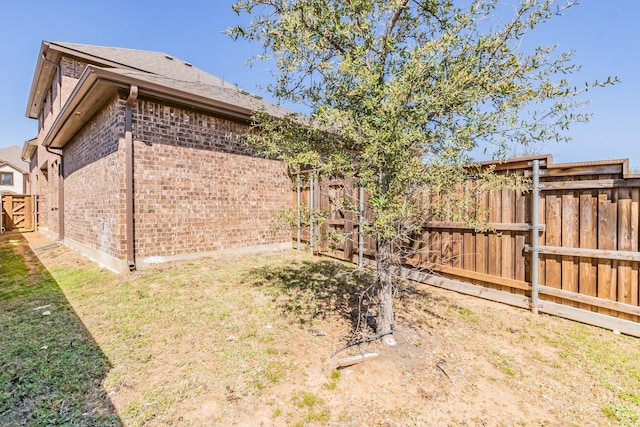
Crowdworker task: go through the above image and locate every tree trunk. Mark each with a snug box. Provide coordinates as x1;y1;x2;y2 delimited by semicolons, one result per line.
376;239;397;346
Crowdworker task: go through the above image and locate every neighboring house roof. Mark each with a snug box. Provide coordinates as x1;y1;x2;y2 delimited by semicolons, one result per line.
21;138;38;162
27;41;294;149
0;146;29;173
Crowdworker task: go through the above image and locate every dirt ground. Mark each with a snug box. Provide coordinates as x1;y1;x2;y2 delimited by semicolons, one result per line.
19;231;640;426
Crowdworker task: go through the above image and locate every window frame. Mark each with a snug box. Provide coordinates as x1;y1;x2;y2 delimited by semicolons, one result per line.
1;171;14;186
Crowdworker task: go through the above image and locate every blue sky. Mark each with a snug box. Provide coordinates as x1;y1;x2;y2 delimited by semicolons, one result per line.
1;1;638;166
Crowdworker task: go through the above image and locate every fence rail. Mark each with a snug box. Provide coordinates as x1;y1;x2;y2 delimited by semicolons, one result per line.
292;154;640;337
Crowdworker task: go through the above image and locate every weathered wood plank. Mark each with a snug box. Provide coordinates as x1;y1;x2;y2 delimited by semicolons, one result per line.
488;190;502;289
540;179;640;191
425;221;531;231
515;184;526;285
540;286;640;317
617;189;633;318
501;188;515;287
342;181;355;261
336;353;379;369
561;186;579;307
452;232;462;269
396;266;531;309
526;245;640;262
420;230;431;267
579;191;598;309
597;190;617;315
538;192;546;293
632;189;639;320
462;181;476;271
544;192;561;302
540;164;622;178
539;301;640;338
441;230;453;267
475;191;488;275
429;264;530;291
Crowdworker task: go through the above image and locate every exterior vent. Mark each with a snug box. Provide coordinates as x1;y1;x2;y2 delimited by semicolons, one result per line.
165;55;174;60
184;62;192;67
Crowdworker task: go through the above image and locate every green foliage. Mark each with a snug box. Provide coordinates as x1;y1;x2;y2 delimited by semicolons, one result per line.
229;0;615;337
228;0;614;245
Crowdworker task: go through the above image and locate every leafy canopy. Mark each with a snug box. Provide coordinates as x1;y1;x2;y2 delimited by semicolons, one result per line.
228;0;613;241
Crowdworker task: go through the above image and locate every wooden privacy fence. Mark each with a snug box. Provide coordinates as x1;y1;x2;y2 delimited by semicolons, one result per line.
1;194;36;232
292;155;640;337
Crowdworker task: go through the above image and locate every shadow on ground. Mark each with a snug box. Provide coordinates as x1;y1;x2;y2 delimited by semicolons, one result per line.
248;256;453;336
0;231;122;426
248;258;374;330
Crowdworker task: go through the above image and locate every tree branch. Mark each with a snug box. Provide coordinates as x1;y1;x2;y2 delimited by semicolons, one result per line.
378;0;409;85
385;0;409;40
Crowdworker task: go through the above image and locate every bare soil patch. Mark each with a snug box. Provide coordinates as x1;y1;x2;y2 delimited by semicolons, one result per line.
19;231;640;426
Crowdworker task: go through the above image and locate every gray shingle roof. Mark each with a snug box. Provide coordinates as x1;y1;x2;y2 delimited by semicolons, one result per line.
50;41;237;89
107;68;291;118
0;146;29;173
47;41;292;118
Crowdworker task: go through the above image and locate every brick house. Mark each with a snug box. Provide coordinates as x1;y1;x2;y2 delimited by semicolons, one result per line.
0;146;30;195
22;41;293;272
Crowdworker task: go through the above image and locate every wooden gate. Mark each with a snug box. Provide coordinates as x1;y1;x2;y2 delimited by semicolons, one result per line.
1;194;36;232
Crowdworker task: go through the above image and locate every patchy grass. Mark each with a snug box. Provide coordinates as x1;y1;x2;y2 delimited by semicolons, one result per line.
326;370;341;390
4;231;640;426
0;232;120;426
293;392;330;425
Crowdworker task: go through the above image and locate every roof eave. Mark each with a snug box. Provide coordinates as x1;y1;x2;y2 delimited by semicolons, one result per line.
43;66;258;149
21;138;38;162
25;42;61;119
47;41;153;75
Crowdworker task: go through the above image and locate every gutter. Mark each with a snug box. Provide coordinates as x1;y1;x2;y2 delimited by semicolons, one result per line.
43;66;264;149
125;84;138;271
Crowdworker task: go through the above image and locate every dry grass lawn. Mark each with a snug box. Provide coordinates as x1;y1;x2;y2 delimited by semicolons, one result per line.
2;230;639;426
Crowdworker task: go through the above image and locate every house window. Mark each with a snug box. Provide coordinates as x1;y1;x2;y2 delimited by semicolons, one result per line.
1;172;13;186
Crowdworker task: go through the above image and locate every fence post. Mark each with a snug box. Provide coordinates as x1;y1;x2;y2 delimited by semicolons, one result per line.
531;159;541;314
358;186;364;267
296;175;301;250
34;195;38;231
309;173;315;254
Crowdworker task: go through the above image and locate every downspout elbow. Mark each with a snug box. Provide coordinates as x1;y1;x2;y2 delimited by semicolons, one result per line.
125;85;138;271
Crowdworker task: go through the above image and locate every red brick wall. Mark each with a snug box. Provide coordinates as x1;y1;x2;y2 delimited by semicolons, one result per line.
29;56;88;233
45;94;290;264
60;57;87;113
60;56;88;79
32;52;292;264
62;97;125;259
27;142;63;233
132;99;291;259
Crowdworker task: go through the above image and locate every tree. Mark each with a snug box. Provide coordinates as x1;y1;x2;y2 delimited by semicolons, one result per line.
228;0;614;346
